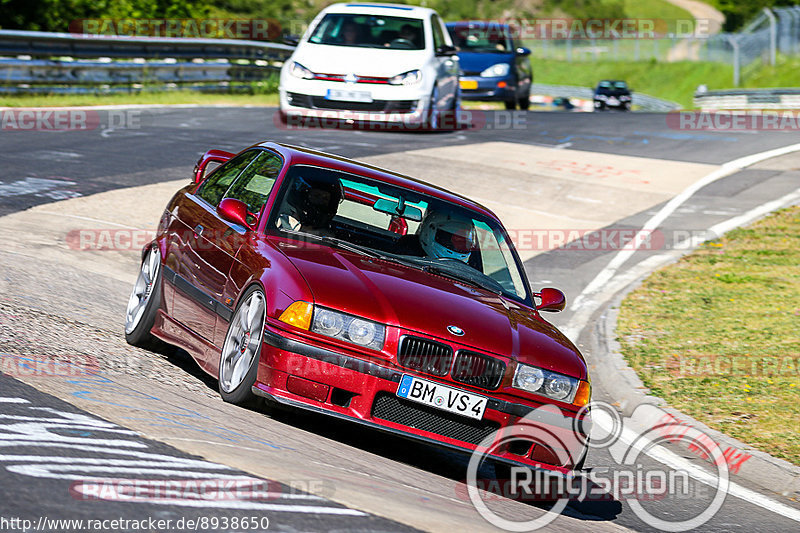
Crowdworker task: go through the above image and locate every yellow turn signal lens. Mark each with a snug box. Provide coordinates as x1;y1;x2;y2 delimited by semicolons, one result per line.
278;301;313;330
573;380;591;407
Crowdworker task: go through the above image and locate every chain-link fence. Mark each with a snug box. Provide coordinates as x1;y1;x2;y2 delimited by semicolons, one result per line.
525;7;800;86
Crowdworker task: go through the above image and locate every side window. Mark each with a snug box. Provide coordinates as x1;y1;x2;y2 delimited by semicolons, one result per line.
431;15;445;49
224;151;283;219
196;151;258;208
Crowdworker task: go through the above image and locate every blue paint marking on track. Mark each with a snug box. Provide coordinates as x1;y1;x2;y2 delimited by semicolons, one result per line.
632;130;740;142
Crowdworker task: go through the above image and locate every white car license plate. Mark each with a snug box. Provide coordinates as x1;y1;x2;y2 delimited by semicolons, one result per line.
325;89;373;103
607;97;619;105
396;374;487;420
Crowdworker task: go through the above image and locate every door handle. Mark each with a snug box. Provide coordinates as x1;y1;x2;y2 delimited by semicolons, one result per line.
194;224;204;236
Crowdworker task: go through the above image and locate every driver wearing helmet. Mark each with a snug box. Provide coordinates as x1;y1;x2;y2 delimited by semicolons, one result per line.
279;175;343;236
419;210;477;263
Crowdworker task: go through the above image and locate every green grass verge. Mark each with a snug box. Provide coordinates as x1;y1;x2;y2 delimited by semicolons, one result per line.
0;92;279;108
617;206;800;465
534;55;800;109
623;0;693;21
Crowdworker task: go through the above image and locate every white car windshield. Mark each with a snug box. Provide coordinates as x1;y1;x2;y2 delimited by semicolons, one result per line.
308;13;426;50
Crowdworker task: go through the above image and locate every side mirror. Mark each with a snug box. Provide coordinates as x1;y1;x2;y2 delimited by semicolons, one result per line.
217;198;250;229
436;44;457;56
516;47;531;56
535;287;566;313
194;149;235;184
283;35;299;46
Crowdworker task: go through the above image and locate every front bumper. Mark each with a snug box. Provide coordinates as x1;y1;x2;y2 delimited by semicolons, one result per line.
593;98;631;109
254;326;590;471
279;78;430;124
459;76;516;101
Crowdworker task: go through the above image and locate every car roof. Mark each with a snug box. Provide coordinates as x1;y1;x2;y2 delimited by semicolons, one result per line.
321;3;436;18
258;141;498;220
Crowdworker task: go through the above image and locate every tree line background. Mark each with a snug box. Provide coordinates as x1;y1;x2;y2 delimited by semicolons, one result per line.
0;0;796;36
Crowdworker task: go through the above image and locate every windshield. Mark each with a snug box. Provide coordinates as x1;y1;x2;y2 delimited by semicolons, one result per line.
267;165;530;302
447;25;513;53
598;81;628;91
308;13;426;50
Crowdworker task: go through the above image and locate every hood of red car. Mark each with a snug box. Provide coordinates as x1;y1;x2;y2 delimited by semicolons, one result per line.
274;242;587;379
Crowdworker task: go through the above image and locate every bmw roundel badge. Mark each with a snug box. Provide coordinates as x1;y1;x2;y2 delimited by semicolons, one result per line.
447;325;465;336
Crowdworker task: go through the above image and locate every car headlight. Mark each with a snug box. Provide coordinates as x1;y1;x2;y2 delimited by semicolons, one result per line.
388;70;421;86
480;63;510;77
513;363;581;403
311;307;385;350
595;94;607;100
620;95;631;101
289;61;314;80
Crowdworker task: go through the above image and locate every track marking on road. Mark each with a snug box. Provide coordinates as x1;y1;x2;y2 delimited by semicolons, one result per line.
572;141;800;311
565;183;800;342
36;211;141;229
0;398;368;516
567;145;800;522
594;416;800;524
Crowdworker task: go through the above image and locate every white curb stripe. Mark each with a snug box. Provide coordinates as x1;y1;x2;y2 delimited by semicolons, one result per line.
573;142;800;309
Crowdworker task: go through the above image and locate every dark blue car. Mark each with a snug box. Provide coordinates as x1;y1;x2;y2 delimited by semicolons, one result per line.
446;21;532;110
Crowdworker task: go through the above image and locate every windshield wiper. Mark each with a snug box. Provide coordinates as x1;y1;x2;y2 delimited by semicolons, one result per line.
426;265;504;296
397;257;504;296
285;230;384;259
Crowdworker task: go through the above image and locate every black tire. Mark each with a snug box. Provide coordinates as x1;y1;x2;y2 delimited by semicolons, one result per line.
124;246;163;349
439;90;460;130
425;86;441;130
518;92;530;110
504;99;516;110
218;286;266;406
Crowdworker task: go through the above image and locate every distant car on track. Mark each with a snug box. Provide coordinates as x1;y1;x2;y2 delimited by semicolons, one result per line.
446;21;532;110
279;3;460;129
125;142;591;473
593;80;632;111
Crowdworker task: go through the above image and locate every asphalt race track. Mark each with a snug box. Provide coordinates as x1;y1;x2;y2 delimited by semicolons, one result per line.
1;106;799;532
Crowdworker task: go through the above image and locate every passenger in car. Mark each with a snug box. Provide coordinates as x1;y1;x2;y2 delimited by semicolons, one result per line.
339;21;362;45
398;23;420;47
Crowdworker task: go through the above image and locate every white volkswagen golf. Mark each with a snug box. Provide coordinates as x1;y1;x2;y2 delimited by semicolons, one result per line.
279;3;460;129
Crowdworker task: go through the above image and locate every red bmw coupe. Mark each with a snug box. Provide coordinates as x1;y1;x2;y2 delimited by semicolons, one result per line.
125;142;591;472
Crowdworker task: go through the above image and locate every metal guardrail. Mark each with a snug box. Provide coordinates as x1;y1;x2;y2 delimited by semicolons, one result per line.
0;29;291;91
0;29;294;60
694;88;800;109
530;83;681;111
0;58;271;85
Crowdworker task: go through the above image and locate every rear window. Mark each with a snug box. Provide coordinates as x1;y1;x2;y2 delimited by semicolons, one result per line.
308;13;426;50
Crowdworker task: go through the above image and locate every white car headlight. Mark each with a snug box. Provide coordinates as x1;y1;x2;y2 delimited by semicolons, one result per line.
289;61;314;80
595;94;608;100
388;70;422;86
513;363;579;402
311;307;385;350
480;63;510;77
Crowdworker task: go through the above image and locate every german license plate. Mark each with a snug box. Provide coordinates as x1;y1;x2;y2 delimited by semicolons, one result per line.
396;374;487;420
460;79;478;90
325;89;373;103
607;97;619;105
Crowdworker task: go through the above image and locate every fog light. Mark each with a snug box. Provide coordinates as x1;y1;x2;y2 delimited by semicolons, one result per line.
497;81;507;88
